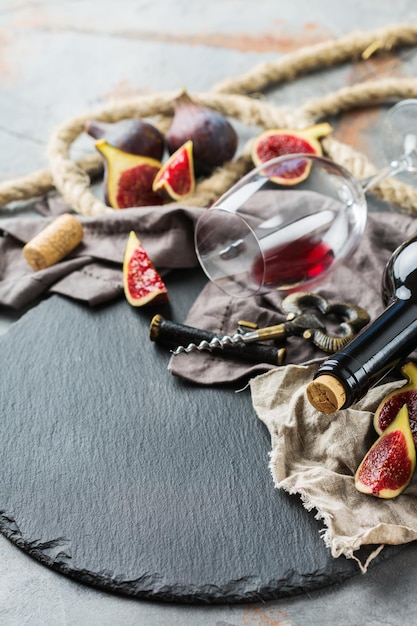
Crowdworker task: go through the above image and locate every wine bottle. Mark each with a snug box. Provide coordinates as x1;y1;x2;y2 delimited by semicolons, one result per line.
306;232;417;414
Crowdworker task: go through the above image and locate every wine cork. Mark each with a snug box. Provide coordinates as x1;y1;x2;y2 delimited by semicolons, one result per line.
23;213;84;271
306;375;347;414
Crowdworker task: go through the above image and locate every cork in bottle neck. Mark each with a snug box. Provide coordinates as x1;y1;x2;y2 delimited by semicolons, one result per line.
306;375;347;414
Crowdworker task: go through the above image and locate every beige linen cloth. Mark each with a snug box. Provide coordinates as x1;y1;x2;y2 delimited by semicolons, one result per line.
250;364;417;572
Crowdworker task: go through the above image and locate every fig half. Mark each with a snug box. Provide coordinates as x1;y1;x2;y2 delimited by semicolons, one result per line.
152;140;195;200
355;404;416;499
251;123;332;185
95;140;164;209
374;361;417;446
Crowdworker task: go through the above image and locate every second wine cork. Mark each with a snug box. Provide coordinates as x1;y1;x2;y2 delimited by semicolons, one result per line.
306;375;347;414
23;213;84;271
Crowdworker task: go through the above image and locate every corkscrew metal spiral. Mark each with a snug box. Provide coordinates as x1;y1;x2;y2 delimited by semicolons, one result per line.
171;329;267;355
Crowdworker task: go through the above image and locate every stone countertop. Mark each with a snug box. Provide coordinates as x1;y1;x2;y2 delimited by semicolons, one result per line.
2;2;417;624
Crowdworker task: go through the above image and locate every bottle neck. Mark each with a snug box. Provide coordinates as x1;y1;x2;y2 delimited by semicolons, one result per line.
315;298;417;407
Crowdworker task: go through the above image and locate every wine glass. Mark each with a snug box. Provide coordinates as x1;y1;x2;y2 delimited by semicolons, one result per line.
362;99;417;191
194;100;417;298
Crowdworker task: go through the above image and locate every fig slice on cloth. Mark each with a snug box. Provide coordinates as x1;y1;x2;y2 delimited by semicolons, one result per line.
95;139;164;209
152;140;195;200
123;231;169;307
251;123;332;185
374;361;417;446
355;404;416;499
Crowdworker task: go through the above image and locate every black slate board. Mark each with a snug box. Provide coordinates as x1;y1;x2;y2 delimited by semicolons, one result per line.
0;268;401;603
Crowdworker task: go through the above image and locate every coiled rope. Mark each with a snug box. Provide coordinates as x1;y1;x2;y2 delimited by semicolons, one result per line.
2;22;417;216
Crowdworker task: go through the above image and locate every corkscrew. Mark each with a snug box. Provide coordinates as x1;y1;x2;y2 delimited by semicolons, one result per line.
150;315;286;366
159;292;370;359
170;310;325;356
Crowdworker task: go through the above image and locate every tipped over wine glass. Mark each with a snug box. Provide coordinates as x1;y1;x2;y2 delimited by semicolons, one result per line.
194;99;417;298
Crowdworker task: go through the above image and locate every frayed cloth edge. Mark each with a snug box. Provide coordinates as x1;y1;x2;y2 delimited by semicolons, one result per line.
267;450;385;574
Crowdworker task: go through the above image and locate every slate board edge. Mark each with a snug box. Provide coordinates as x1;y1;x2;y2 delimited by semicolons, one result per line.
0;511;367;604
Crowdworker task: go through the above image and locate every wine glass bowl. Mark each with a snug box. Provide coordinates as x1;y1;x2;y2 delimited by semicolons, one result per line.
194;154;368;297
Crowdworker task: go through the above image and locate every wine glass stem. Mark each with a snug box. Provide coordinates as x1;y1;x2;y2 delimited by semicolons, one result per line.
361;155;414;192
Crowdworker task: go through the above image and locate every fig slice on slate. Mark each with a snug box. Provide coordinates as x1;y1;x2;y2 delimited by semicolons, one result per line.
152;140;195;200
95;139;164;209
355;404;416;499
251;123;332;185
85;118;165;161
374;361;417;446
123;231;169;307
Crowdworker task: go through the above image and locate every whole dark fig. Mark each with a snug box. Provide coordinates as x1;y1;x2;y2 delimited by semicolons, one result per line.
167;90;238;175
85;118;165;161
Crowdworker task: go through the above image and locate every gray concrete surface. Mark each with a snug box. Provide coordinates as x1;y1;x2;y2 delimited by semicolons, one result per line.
2;1;417;624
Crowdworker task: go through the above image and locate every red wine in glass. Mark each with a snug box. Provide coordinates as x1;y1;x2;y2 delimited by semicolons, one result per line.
252;235;335;289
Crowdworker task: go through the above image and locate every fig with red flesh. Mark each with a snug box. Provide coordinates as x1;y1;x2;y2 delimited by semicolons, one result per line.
85;118;165;161
152;140;195;200
251;123;332;185
95;139;164;209
167;90;238;175
123;231;169;307
374;361;417;446
355;404;416;498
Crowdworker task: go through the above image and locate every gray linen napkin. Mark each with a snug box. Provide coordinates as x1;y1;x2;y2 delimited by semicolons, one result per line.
0;202;205;308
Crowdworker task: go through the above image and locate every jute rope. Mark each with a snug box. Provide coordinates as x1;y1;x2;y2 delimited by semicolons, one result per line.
45;92;295;216
2;21;417;215
212;22;417;94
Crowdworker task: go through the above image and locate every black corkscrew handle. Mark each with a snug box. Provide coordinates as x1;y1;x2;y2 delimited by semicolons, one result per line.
149;315;286;367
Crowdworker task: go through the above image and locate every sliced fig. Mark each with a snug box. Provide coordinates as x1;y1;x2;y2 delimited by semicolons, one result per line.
355;404;416;498
95;139;164;209
374;361;417;446
152;140;195;200
123;231;169;307
251;123;332;185
167;90;238;175
86;119;165;161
